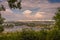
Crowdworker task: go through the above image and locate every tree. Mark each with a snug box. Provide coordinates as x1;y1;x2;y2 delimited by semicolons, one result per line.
0;25;4;33
0;5;5;24
7;0;22;9
48;8;60;40
0;14;5;24
0;0;22;24
0;5;5;33
0;0;22;9
53;8;60;29
0;14;4;33
0;0;22;33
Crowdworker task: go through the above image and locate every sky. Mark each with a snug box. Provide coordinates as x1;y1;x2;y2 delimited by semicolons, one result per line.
0;0;60;21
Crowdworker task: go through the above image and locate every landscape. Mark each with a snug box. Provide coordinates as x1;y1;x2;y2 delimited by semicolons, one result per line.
0;0;60;40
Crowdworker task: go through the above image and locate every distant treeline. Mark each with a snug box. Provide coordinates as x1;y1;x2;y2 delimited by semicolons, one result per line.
4;21;54;27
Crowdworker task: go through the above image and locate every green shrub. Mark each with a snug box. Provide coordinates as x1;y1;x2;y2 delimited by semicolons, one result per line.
0;28;60;40
47;28;60;40
0;25;4;33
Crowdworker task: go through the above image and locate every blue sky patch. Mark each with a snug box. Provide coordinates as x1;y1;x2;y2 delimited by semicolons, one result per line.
48;0;60;3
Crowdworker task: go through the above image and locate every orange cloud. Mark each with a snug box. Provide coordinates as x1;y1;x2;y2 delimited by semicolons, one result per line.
23;10;44;19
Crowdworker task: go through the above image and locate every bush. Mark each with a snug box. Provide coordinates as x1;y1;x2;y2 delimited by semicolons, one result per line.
0;28;60;40
0;25;4;33
47;28;60;40
26;23;35;27
20;29;37;40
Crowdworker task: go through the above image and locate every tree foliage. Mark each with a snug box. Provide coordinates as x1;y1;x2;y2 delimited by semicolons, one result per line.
0;25;4;33
7;0;22;9
47;28;60;40
53;8;60;29
0;14;5;25
0;14;5;33
0;5;5;33
0;5;5;11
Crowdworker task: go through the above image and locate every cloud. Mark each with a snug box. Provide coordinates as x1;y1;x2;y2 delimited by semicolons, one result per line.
21;0;60;18
22;10;44;19
2;9;46;21
2;9;16;21
22;0;60;8
22;10;54;20
23;10;32;17
34;12;44;18
1;0;60;21
2;9;24;21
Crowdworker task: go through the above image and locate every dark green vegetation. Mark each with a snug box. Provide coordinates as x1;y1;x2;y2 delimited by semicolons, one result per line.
0;1;60;40
0;28;60;40
5;21;54;27
7;0;22;9
4;24;14;28
0;0;22;32
0;8;59;40
0;5;5;11
54;8;60;29
0;7;60;40
0;5;5;33
14;22;25;26
0;14;5;33
0;2;6;33
26;23;36;27
0;25;4;33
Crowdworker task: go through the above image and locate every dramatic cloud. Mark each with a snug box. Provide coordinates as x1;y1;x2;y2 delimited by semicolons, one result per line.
23;10;32;17
34;12;43;18
23;10;43;19
1;0;60;21
2;9;45;21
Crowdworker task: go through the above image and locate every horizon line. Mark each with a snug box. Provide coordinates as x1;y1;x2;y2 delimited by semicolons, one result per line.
4;20;55;22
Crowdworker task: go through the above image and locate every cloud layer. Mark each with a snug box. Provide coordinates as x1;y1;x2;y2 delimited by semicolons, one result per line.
1;0;60;21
